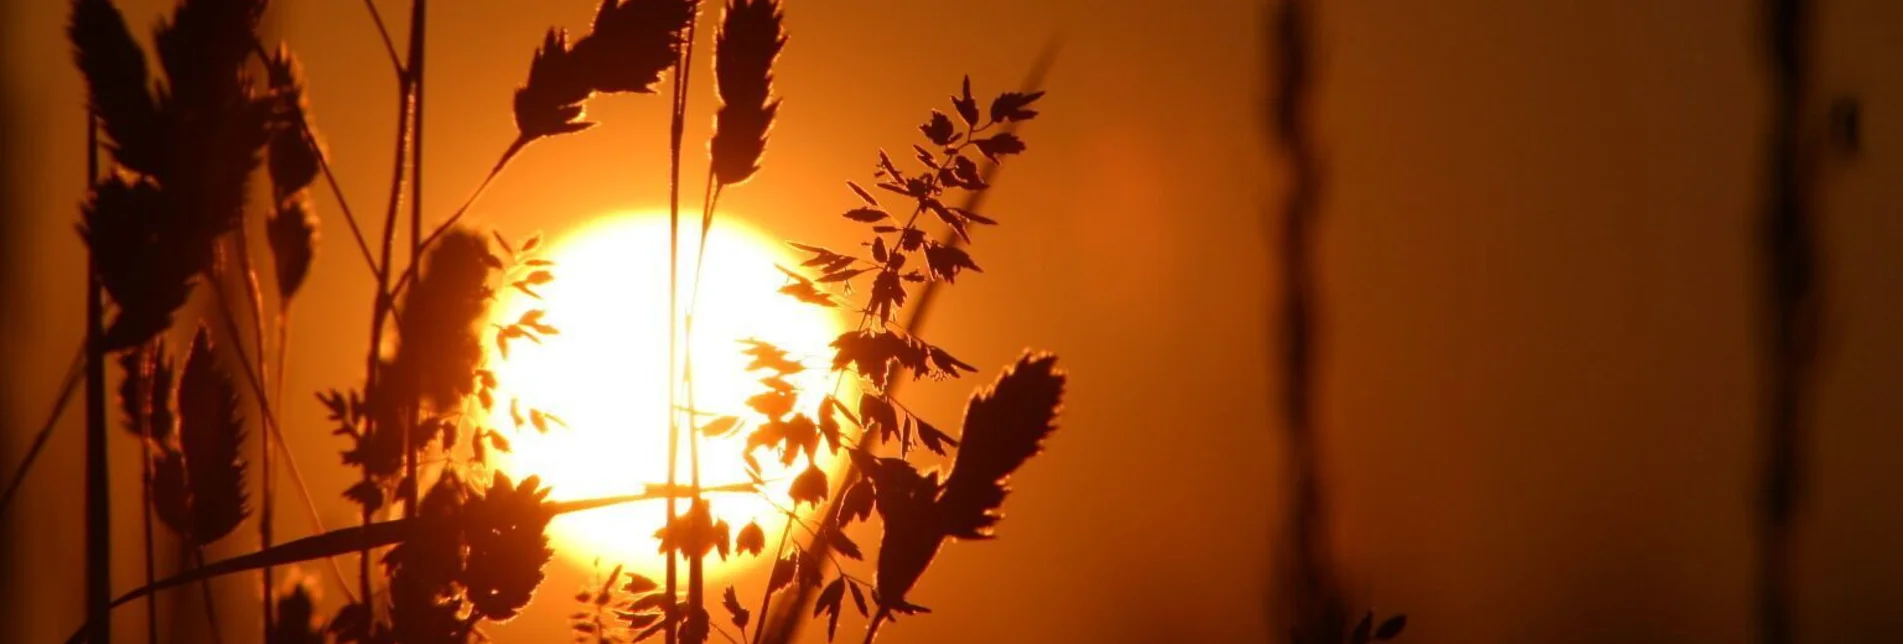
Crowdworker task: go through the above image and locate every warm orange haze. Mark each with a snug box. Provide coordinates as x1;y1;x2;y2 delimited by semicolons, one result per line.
7;0;1903;643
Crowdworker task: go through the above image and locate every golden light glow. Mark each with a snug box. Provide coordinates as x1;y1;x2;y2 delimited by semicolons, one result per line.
485;211;847;581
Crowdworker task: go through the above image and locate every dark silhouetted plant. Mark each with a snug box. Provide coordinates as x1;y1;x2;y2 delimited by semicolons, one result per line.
49;2;1067;644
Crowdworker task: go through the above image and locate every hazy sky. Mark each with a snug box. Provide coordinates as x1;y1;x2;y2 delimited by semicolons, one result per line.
6;1;1903;643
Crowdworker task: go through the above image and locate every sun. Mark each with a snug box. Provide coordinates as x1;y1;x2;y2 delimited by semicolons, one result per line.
484;211;847;582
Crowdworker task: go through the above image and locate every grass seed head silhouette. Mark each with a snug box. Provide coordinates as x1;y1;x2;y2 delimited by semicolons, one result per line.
262;44;321;303
710;0;784;187
72;0;275;349
156;326;250;546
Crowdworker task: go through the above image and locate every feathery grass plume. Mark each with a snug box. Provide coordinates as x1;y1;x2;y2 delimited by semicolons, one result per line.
934;352;1063;540
151;0;272;245
263;44;321;302
267;195;319;303
269;578;328;644
392;228;498;411
151;326;250;545
866;353;1064;615
507;0;697;159
573;0;700;94
80;175;197;350
462;472;555;622
709;0;783;186
70;0;161;174
514;29;597;144
70;0;274;348
154;0;265;107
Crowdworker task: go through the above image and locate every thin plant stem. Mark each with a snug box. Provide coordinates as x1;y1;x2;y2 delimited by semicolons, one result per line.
252;37;383;281
268;312;295;631
0;343;83;519
201;270;358;603
84;108;113;644
361;0;404;77
859;607;889;644
664;9;702;643
402;0;429;523
192;547;225;644
140;421;159;644
389;142;520;301
358;26;418;610
251;38;383;282
231;197;275;641
748;517;795;644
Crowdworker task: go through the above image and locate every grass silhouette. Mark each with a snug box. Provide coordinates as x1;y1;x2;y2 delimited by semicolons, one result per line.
49;1;1067;643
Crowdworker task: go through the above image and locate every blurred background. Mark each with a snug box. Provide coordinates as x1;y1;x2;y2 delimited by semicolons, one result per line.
4;0;1901;642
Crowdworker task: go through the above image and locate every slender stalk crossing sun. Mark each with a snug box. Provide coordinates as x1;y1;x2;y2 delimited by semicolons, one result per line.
485;211;846;581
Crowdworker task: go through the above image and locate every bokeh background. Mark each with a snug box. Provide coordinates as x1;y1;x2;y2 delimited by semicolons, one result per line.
5;0;1902;642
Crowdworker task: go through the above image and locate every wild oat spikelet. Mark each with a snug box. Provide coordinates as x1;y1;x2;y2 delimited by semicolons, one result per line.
709;0;783;186
514;28;596;144
263;45;320;303
171;326;251;545
70;0;160;174
572;0;699;94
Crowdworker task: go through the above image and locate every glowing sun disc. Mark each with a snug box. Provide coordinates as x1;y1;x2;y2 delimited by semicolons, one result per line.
485;212;846;582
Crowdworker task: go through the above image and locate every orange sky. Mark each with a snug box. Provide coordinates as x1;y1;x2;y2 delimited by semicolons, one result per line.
6;1;1903;643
